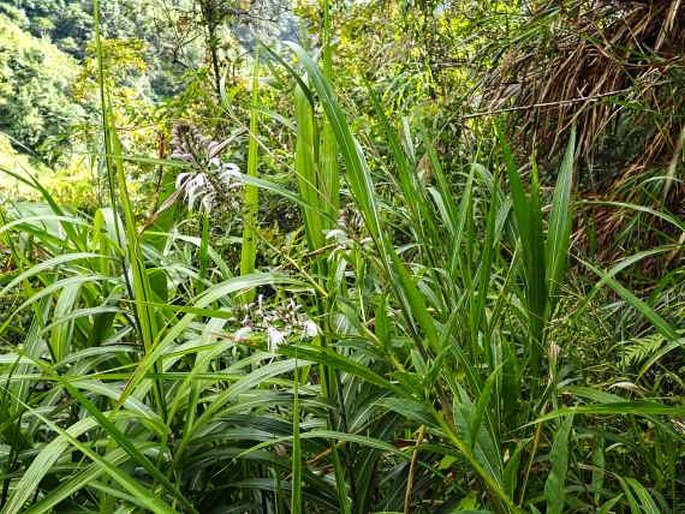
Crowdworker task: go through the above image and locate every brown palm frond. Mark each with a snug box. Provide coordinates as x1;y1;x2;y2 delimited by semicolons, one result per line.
484;1;685;269
485;0;685;185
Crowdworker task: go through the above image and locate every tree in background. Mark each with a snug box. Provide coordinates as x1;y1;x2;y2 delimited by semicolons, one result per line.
0;13;84;165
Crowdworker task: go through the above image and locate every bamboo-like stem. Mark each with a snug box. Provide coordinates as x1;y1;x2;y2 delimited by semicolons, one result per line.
403;425;427;514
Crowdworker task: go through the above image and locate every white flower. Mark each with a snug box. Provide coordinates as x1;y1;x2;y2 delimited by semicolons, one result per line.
201;192;215;213
184;173;210;210
266;326;286;351
234;326;252;341
207;141;221;156
218;162;241;184
175;172;192;190
170;151;193;161
173;157;241;214
302;319;320;338
325;228;348;242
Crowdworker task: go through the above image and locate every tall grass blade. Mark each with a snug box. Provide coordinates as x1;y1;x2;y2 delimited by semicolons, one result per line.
546;128;576;304
239;51;261;303
92;0;165;418
496;125;545;373
320;0;339;227
544;414;573;514
294;79;325;251
290;352;302;514
1;401;177;514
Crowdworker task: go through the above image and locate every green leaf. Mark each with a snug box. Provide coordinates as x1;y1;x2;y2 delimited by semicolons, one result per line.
291;351;302;514
239;52;261;303
546;128;575;303
544;414;573;514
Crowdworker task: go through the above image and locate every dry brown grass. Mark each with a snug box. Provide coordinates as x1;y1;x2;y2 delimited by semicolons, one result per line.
487;0;685;182
485;1;685;264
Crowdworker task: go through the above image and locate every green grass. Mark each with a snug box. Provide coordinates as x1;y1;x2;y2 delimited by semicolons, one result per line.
239;51;261;304
0;5;683;513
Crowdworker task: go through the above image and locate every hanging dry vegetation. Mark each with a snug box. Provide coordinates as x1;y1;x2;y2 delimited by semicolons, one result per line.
487;0;685;185
484;0;685;265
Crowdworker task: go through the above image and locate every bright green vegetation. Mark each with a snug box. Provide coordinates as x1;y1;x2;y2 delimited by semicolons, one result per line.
0;1;683;513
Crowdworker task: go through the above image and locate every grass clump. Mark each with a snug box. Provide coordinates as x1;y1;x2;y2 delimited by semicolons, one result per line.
0;3;683;514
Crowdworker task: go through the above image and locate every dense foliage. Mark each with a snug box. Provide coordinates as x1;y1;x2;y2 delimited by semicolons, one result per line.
0;13;82;165
0;1;683;513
